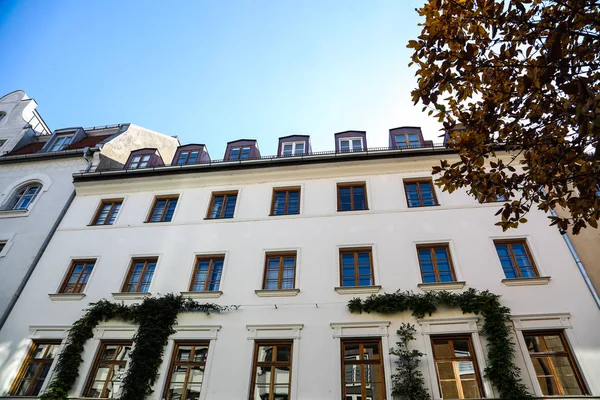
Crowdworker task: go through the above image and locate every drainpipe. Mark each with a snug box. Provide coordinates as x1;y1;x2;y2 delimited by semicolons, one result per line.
0;147;97;330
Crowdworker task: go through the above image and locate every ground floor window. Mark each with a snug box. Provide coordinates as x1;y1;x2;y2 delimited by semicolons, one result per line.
341;338;386;400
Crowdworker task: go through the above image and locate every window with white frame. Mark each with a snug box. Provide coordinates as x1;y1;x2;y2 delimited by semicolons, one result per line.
49;135;73;151
281;142;305;156
339;138;363;152
128;155;151;169
8;183;42;210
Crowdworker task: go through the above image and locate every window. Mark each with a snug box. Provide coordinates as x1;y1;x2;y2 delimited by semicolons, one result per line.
339;138;363;152
49;135;72;151
122;258;157;293
129;154;150;169
59;260;95;293
494;240;539;279
249;341;293;400
0;241;6;253
523;331;587;396
207;191;238;219
339;248;374;287
10;341;61;396
282;142;305;156
176;151;200;165
92;199;123;225
0;112;6;122
189;256;224;292
230;146;251;160
163;342;210;400
0;139;6;149
263;252;296;290
147;196;178;223
337;183;368;211
271;188;300;215
404;179;438;207
417;244;456;283
431;336;484;399
341;339;386;400
10;183;41;210
84;341;132;398
396;133;420;148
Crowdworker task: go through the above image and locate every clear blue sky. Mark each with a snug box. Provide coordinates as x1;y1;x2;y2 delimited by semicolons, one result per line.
0;0;443;156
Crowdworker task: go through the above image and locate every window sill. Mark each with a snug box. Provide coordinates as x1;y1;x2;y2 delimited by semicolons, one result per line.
255;289;300;297
335;285;381;295
180;291;223;299
337;208;370;213
418;281;466;291
48;293;86;301
143;221;172;224
112;292;151;300
407;204;440;208
502;277;551;286
0;209;29;219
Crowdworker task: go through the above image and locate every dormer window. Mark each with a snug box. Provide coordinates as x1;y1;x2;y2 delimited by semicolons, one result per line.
49;135;73;151
339;138;363;152
282;142;305;156
129;155;150;169
176;150;199;165
230;146;251;161
395;133;420;148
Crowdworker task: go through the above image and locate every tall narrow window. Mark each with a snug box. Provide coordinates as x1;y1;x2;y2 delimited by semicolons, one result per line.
282;142;305;156
404;179;438;207
92;199;123;225
122;258;157;293
10;183;41;210
230;146;251;160
190;256;224;292
523;331;587;396
177;151;200;165
263;252;296;290
128;155;150;169
249;341;293;400
59;260;95;293
417;244;456;283
339;138;363;152
271;187;300;215
431;336;484;399
163;342;210;400
10;341;61;396
395;133;421;148
147;196;178;223
341;339;386;400
337;182;368;211
207;191;238;219
84;341;132;398
339;248;374;287
50;135;72;151
494;240;539;279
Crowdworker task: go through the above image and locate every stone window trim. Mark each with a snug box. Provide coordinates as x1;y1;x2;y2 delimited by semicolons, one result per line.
0;175;51;216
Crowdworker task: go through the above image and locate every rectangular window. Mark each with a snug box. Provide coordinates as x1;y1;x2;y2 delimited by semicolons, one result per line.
417;244;456;283
163;342;209;400
92;199;123;225
122;258;157;293
339;248;374;287
176;151;200;165
10;341;61;396
50;136;72;151
271;187;300;215
263;252;296;290
230;146;251;160
404;179;438;207
128;154;151;169
339;138;363;152
282;142;305;156
59;260;95;293
207;191;238;219
523;331;587;396
249;341;293;400
494;240;539;279
147;196;178;223
341;339;386;400
396;133;420;148
0;241;6;253
84;341;132;398
337;183;368;211
431;336;484;399
190;256;224;292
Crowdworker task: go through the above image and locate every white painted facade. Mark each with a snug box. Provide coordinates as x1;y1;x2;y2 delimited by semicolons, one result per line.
0;151;599;399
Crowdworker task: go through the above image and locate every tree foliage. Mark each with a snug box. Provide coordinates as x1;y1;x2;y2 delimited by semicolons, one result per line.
390;323;430;400
408;0;600;234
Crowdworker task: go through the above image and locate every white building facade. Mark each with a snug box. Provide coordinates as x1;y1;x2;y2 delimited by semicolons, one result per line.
0;129;598;400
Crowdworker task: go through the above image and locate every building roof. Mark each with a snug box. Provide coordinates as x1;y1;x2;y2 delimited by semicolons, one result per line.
65;134;114;150
5;142;45;156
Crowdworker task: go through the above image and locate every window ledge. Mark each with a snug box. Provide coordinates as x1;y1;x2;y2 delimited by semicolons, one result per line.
335;285;381;295
112;292;151;300
48;293;86;301
0;209;29;219
418;281;466;291
255;289;300;297
502;277;551;286
180;291;223;299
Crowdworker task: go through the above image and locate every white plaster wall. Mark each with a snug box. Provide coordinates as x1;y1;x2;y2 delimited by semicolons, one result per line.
0;156;599;399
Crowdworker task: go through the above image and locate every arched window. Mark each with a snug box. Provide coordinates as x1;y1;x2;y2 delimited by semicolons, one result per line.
10;183;42;210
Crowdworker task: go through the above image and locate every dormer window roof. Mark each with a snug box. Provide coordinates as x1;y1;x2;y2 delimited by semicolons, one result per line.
172;144;209;165
125;148;164;169
278;135;310;157
225;139;260;161
390;127;423;149
334;131;367;153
